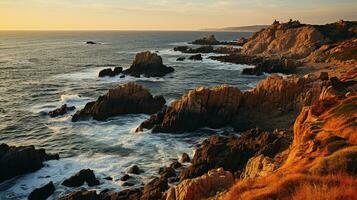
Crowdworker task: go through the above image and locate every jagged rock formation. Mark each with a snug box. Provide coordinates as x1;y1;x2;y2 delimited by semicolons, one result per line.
136;85;242;133
0;144;59;183
179;128;291;180
191;35;220;45
62;169;100;187
137;74;337;133
72;82;165;121
123;51;174;77
241;20;357;59
163;168;234;200
48;104;75;117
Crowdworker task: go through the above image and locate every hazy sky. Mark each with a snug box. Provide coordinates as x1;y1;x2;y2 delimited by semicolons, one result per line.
1;0;357;30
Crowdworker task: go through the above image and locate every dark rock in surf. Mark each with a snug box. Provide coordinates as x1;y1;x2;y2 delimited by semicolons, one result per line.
48;104;76;118
191;35;220;45
188;54;203;61
0;143;59;183
62;169;100;187
72;82;166;122
174;46;189;52
122;51;174;77
127;165;141;175
28;181;55;200
176;57;186;61
120;174;131;181
98;67;123;77
57;188;143;200
86;41;97;44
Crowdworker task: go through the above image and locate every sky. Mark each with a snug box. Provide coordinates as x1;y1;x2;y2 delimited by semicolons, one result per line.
1;0;357;30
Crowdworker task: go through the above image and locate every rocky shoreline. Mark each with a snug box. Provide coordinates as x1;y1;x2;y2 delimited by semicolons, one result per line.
3;19;356;200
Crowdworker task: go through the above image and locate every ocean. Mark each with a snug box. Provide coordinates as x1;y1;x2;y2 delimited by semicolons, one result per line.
0;31;264;199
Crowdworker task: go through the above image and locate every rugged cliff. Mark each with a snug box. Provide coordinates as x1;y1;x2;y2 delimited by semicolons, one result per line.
241;20;357;60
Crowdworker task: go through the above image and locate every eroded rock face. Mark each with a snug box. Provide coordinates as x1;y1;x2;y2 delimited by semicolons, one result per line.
0;144;59;183
241;20;357;59
241;155;278;179
164;168;234;200
137;74;329;133
179;128;292;180
28;181;55;200
72;82;165;121
48;104;75;118
137;85;242;133
141;177;169;200
123;51;174;77
62;169;100;187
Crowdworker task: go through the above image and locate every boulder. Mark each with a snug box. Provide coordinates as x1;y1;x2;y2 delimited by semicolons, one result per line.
164;168;234;200
48;104;75;117
120;174;131;181
72;83;166;121
0;144;59;183
141;177;168;200
180;153;191;163
127;165;141;174
191;35;220;45
179;128;292;180
98;67;123;77
188;54;202;61
62;169;100;187
159;167;176;179
123;52;174;77
28;181;55;200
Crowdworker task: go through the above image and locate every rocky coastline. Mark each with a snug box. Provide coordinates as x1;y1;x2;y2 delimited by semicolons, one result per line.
5;19;356;200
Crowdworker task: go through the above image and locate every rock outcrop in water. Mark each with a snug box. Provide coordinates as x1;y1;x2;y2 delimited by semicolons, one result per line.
98;67;123;77
191;35;220;45
48;104;76;117
136;85;242;133
0;144;59;183
28;181;55;200
72;82;165;121
123;51;174;77
62;169;100;187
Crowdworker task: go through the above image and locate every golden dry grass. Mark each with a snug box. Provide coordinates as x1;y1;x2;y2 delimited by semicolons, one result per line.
223;173;357;200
